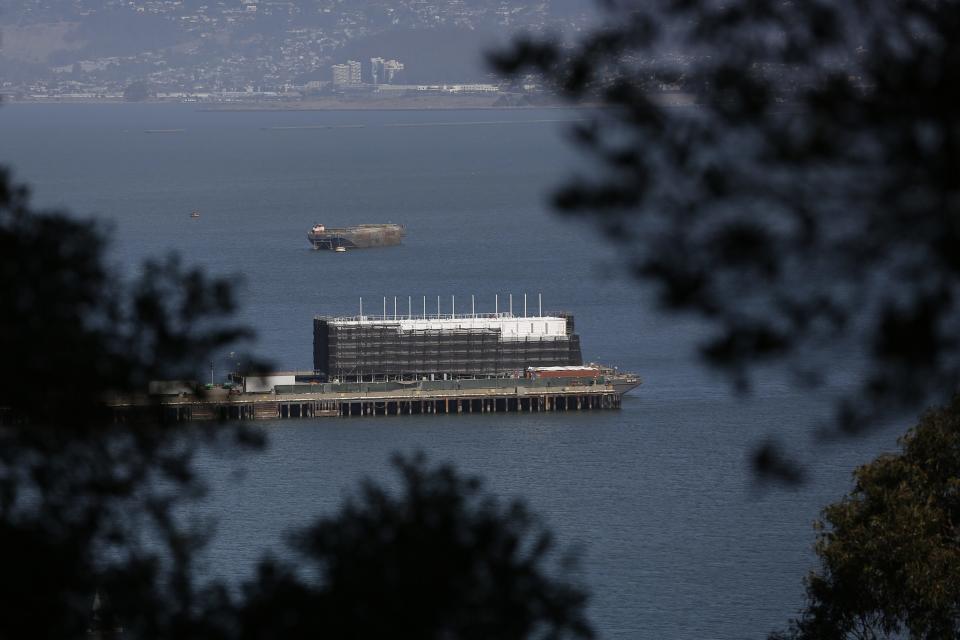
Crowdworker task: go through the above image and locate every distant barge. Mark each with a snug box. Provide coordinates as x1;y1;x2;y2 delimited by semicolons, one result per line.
308;223;405;250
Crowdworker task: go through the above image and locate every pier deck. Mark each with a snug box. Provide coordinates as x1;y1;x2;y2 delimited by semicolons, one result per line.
110;382;623;423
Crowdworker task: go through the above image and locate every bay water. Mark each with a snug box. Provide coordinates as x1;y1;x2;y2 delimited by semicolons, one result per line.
1;104;901;639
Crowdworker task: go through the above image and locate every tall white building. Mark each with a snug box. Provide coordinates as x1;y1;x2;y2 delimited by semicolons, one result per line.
370;57;405;85
382;59;404;84
331;60;362;86
370;57;385;84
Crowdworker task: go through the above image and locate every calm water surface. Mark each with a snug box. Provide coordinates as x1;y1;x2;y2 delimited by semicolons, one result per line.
1;104;901;639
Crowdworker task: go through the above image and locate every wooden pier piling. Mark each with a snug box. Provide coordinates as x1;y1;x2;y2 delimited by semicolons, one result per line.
110;383;623;425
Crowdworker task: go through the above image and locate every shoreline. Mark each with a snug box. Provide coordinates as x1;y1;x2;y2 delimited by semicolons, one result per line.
3;96;551;109
2;92;693;110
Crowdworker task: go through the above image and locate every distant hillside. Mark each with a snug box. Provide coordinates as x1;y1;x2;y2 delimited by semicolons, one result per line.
0;10;185;64
0;0;600;95
68;9;185;59
0;22;81;63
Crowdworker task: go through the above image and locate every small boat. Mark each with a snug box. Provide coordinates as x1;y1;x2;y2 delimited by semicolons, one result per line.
190;210;201;219
334;246;347;252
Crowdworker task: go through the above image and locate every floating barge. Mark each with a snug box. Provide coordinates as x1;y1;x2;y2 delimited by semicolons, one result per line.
107;296;640;424
307;223;405;250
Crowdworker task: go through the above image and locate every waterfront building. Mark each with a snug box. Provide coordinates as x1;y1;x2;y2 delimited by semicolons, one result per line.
370;57;385;84
314;297;583;381
382;59;404;83
331;60;362;86
371;57;404;84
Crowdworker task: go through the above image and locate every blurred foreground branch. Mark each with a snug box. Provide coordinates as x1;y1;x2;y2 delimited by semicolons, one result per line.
492;1;960;459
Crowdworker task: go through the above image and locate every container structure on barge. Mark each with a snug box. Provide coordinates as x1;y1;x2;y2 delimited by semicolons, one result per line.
314;297;582;381
307;223;405;250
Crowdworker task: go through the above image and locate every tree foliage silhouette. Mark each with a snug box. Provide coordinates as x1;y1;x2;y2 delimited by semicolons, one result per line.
493;2;960;634
0;168;591;637
237;454;592;640
0;167;263;637
772;395;960;639
492;0;960;467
